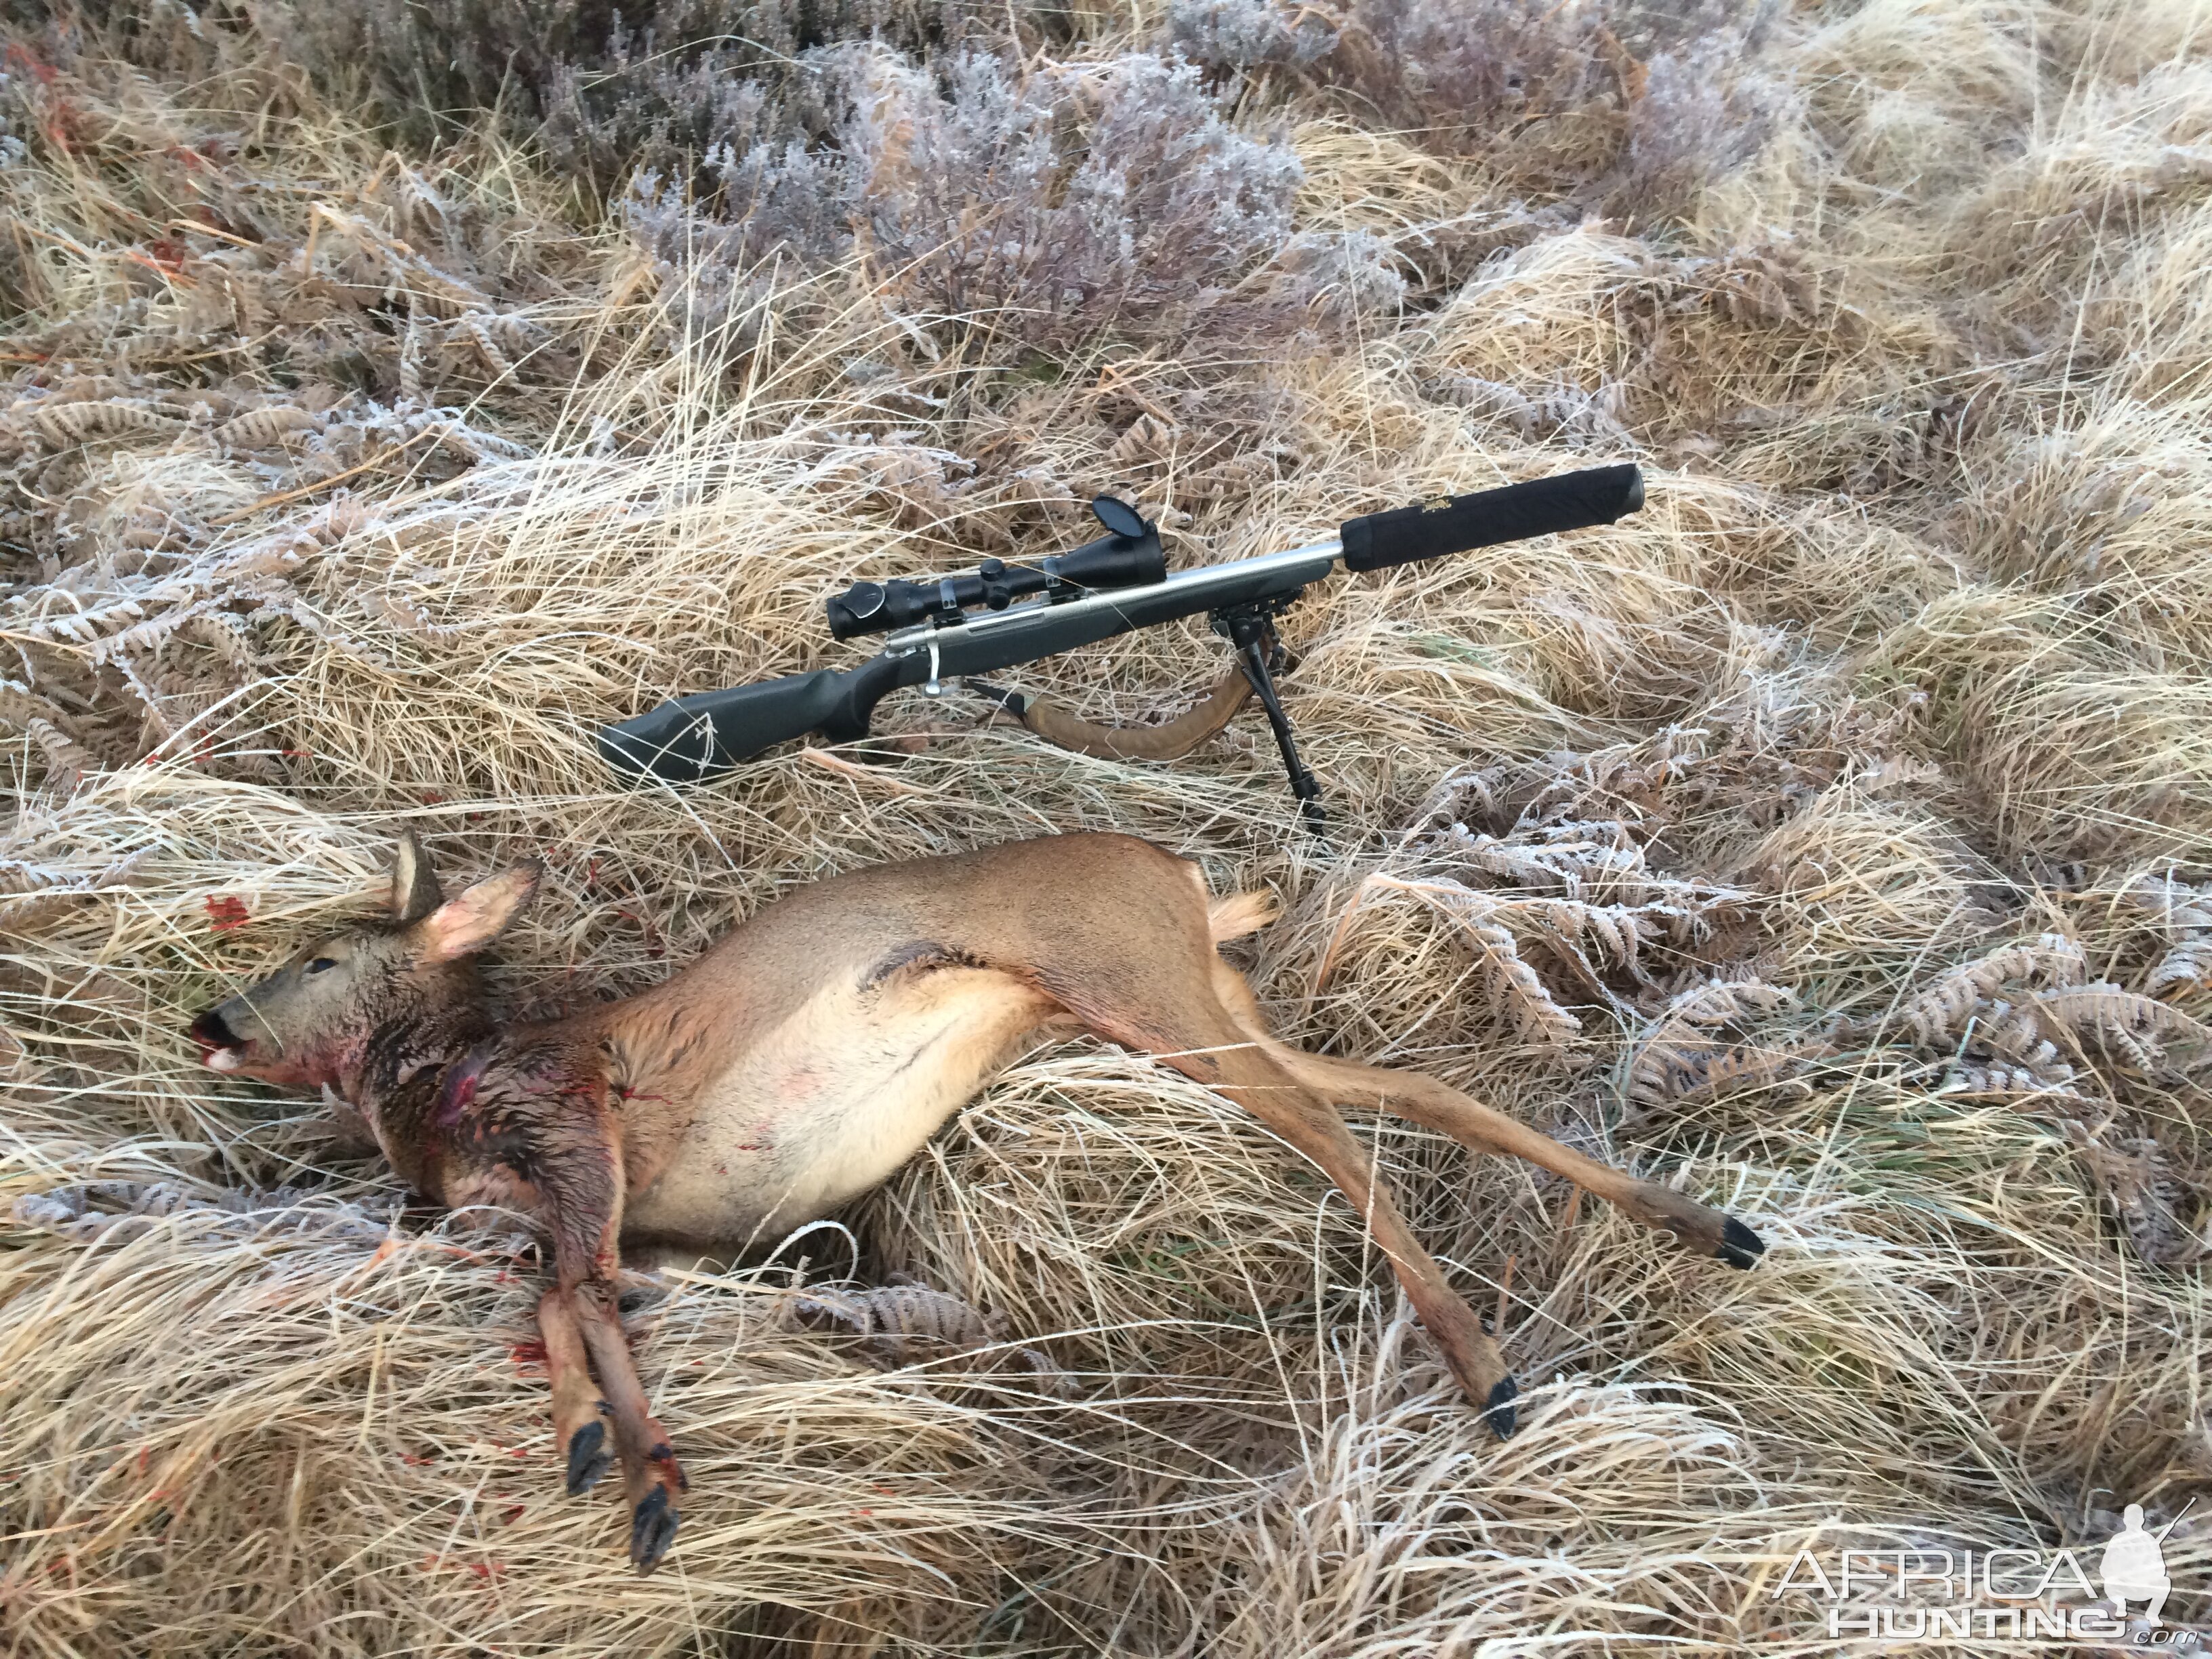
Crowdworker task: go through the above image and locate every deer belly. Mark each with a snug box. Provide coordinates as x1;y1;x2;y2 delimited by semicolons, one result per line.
621;968;1052;1248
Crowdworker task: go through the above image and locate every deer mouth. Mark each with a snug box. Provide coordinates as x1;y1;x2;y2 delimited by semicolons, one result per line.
188;1008;253;1072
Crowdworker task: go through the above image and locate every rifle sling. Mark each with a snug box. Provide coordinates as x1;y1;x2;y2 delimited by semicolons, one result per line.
1011;668;1253;760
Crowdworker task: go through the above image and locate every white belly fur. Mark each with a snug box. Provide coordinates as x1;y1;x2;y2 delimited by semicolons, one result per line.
621;966;1052;1248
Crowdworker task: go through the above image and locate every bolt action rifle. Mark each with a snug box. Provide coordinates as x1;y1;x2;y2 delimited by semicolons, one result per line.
598;464;1647;828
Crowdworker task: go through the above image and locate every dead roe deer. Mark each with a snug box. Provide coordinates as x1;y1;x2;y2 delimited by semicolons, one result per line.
189;832;1765;1572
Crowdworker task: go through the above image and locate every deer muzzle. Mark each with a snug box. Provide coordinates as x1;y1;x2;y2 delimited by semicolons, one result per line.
188;1004;253;1072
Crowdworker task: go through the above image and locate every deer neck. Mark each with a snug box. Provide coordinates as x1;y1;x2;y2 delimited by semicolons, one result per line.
346;981;499;1197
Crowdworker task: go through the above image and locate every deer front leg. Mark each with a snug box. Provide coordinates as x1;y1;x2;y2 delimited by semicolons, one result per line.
569;1277;686;1571
537;1288;614;1494
538;1118;685;1571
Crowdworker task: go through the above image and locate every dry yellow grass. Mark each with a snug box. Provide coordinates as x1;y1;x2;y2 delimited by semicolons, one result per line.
3;1;2211;1653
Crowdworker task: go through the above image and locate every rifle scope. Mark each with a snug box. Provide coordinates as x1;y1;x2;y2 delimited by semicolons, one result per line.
826;496;1164;640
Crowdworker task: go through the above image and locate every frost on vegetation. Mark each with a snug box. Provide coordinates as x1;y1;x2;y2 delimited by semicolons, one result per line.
0;848;150;935
1625;977;1805;1111
1272;230;1410;327
1859;930;2212;1093
1426;687;1934;842
1174;0;1777;213
1813;924;2212;1264
1422;375;1633;447
9;0;2212;1646
624;47;1319;354
0;488;438;791
9;1176;560;1258
126;0;997;190
0;108;566;793
1169;0;1341;70
2117;871;2212;996
9;1179;398;1248
1321;698;1941;1107
122;0;1776;218
1320;755;1764;1065
790;1276;1071;1391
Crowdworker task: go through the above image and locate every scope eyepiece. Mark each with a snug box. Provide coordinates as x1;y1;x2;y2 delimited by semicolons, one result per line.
825;497;1164;640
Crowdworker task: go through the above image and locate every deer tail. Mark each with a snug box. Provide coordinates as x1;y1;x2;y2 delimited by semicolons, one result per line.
1207;890;1279;945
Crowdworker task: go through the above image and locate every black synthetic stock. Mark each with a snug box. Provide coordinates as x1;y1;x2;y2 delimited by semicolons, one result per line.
598;657;914;781
1338;464;1643;573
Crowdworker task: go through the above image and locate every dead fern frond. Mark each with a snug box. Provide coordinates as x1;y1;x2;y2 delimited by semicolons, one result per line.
310;205;498;316
1439;821;1651;899
1626;977;1803;1110
1668;1040;1824;1105
215;407;319;449
790;1280;1069;1391
1647;977;1797;1030
9;1181;395;1247
400;306;428;405
0;848;149;923
458;311;518;380
2149;938;2212;996
33;399;187;447
356;591;467;644
0;680;103;787
2059;1120;2205;1266
2115;872;2212;996
2006;983;2212;1074
1883;933;2089;1047
1462;916;1587;1048
1937;1058;2084;1099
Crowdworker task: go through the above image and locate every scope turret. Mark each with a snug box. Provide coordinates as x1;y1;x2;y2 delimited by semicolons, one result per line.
826;497;1163;640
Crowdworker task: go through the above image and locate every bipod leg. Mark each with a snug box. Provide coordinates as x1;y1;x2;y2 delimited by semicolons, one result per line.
1223;611;1324;834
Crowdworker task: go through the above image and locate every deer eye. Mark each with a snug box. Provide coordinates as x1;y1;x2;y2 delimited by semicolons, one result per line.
306;957;337;974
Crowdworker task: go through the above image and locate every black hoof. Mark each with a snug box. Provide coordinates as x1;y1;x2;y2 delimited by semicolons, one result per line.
565;1420;612;1496
631;1485;679;1572
1485;1376;1519;1440
1717;1216;1765;1270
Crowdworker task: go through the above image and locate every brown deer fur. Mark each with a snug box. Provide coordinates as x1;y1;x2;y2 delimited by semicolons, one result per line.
188;831;1765;1572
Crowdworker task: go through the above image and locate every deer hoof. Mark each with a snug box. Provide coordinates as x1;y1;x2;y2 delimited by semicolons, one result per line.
565;1421;612;1496
1484;1376;1519;1440
1717;1217;1766;1270
631;1486;679;1572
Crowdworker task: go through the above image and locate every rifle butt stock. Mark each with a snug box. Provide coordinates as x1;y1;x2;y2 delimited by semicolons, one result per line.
598;656;912;782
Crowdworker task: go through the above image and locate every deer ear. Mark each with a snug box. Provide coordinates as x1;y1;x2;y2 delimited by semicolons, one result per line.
392;832;445;924
417;863;541;962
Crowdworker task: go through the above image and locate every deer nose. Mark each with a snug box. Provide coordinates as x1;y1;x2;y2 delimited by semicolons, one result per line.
189;1006;240;1052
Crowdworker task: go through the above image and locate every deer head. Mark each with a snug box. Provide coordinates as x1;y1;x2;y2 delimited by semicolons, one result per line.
188;834;539;1094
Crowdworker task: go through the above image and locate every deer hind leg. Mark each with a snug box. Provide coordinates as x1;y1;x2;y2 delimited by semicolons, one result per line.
1208;963;1765;1269
1050;973;1519;1435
